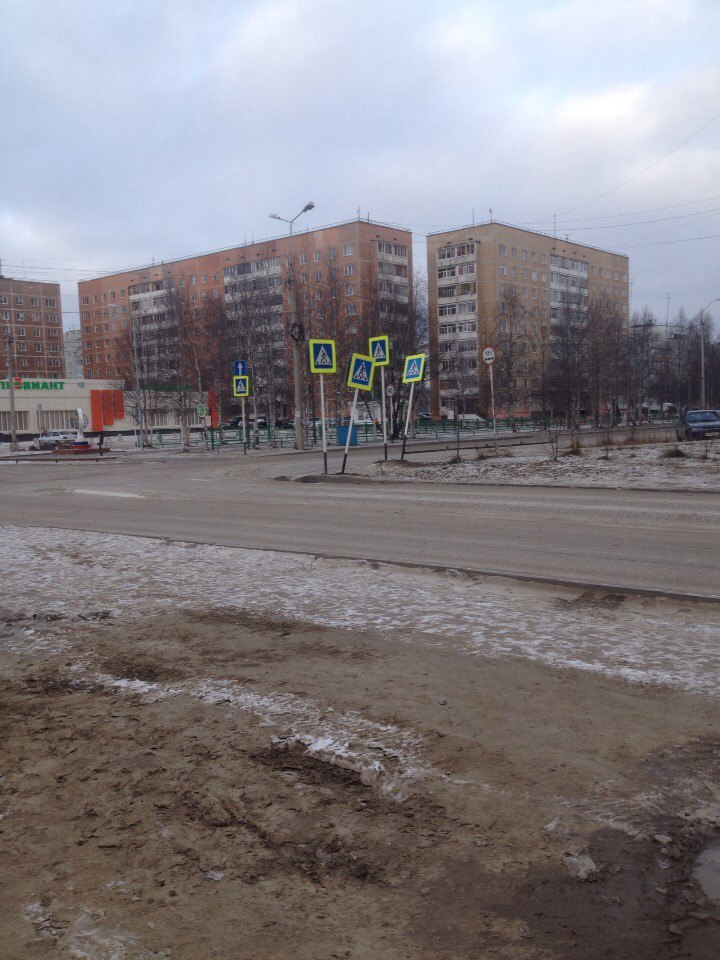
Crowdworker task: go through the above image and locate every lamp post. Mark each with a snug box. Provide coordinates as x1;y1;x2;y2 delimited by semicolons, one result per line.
269;202;315;451
3;333;19;451
699;298;719;409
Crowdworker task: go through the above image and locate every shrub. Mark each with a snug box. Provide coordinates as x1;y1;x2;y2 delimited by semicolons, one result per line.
660;445;688;459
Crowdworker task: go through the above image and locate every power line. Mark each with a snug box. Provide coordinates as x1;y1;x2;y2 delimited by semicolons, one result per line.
623;232;720;249
559;109;720;215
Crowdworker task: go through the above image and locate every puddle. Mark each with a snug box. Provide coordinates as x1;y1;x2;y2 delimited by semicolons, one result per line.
693;842;720;904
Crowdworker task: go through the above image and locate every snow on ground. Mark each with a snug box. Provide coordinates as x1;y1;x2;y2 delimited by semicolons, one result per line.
2;526;718;698
351;442;720;491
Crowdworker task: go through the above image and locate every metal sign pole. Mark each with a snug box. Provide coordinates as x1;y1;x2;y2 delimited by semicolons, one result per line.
241;396;247;455
401;382;415;461
319;372;328;474
380;365;388;461
341;388;359;475
489;363;498;453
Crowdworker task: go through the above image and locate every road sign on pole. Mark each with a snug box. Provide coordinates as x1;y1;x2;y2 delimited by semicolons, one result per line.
234;360;247;377
196;403;207;419
347;353;375;391
308;339;336;474
482;347;498;450
309;339;336;374
233;375;250;397
369;336;390;460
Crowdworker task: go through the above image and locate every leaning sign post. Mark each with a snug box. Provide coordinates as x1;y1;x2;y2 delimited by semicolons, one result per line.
369;335;390;461
482;346;498;452
308;338;337;474
342;353;375;474
233;373;250;454
401;353;426;461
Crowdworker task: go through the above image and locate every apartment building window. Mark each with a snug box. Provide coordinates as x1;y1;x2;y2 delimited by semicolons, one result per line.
18;358;27;367
500;283;508;294
316;290;323;300
438;266;456;279
200;274;206;283
0;296;7;304
437;245;455;260
302;292;309;302
522;288;528;298
343;243;355;256
438;285;456;297
30;297;39;306
531;252;537;263
541;273;547;282
457;301;476;314
512;267;518;278
121;288;126;297
614;271;619;281
314;270;322;282
499;265;507;276
621;272;627;281
299;253;307;265
33;327;41;336
522;250;527;261
346;303;357;316
0;311;8;321
34;343;42;353
499;244;507;255
345;283;355;295
191;293;197;302
532;289;538;300
190;276;196;284
457;263;475;276
17;341;26;351
15;296;23;305
511;247;517;258
522;269;527;280
213;272;219;281
328;247;336;259
201;291;208;300
313;251;321;262
16;326;25;337
439;305;457;316
344;264;355;276
213;289;219;299
456;242;475;256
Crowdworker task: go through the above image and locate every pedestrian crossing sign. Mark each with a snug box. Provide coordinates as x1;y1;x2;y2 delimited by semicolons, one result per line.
233;375;250;397
402;353;426;383
369;335;390;367
309;339;337;374
347;353;375;391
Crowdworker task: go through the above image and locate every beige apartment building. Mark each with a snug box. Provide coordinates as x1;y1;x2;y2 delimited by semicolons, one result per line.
0;276;65;380
427;222;630;418
77;219;412;415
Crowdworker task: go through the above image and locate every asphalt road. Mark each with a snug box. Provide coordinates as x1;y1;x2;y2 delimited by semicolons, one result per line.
0;446;717;598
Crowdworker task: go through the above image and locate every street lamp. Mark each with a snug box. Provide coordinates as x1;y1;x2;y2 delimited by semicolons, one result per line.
268;202;315;450
2;332;19;451
699;298;719;409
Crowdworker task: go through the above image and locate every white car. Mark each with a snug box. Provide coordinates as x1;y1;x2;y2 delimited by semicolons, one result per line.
31;430;76;450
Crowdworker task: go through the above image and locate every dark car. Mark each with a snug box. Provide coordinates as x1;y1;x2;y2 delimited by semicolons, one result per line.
676;409;720;441
221;416;242;430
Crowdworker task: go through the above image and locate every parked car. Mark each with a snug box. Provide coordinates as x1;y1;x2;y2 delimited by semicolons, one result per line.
30;430;76;451
221;417;242;430
675;410;720;441
275;417;294;430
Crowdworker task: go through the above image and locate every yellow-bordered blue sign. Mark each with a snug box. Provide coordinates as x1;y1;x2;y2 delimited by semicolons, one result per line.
233;375;250;397
402;354;426;383
309;339;337;374
369;335;390;366
347;353;375;391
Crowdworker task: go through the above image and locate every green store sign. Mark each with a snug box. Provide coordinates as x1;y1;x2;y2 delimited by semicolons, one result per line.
0;379;66;391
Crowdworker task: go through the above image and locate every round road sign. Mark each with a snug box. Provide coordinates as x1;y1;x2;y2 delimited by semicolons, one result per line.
386;385;395;397
482;347;495;365
196;403;207;418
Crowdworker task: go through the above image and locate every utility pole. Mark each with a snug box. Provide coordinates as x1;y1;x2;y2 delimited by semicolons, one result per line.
269;202;315;451
4;333;19;450
131;315;145;454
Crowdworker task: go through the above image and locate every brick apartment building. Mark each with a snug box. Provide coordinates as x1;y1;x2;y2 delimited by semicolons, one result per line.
427;222;630;418
77;219;413;415
0;276;65;380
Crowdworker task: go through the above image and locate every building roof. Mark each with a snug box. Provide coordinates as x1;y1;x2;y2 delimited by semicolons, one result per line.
427;219;628;259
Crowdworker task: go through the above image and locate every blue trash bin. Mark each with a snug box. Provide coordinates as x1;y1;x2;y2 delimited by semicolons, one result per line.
336;422;358;446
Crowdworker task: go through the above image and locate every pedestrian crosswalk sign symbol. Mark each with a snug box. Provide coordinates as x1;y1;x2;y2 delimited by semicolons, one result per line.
369;335;390;367
309;339;337;374
402;353;426;383
233;375;250;397
347;353;375;391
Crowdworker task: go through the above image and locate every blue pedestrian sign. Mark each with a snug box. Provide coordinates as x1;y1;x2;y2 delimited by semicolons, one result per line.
309;339;337;374
402;353;426;383
234;360;247;377
347;353;375;391
369;335;390;366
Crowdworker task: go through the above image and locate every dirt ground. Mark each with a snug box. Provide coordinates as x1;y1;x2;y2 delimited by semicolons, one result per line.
2;572;720;959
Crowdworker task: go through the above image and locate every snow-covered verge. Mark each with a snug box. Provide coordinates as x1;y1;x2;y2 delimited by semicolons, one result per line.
351;442;720;491
2;525;718;697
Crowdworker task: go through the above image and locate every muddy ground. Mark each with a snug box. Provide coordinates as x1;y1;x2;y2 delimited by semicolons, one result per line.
2;584;719;959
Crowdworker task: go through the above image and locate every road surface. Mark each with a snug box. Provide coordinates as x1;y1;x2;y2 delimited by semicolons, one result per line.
0;446;717;597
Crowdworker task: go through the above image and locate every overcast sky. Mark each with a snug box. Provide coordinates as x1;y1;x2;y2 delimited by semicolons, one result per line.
2;0;719;329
